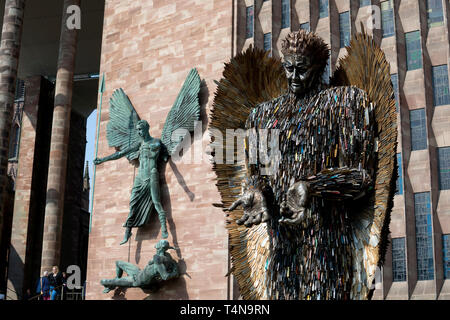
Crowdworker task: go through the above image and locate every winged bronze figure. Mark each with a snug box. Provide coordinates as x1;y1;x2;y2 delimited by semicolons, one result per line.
94;68;201;245
211;29;397;300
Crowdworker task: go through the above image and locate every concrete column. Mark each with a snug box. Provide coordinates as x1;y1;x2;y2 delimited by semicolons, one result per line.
0;0;25;253
41;0;80;273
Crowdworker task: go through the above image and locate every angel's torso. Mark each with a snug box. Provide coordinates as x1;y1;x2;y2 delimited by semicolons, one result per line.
245;86;376;300
137;138;161;178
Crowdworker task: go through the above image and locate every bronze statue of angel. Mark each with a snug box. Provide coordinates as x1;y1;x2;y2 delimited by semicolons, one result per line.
211;29;397;300
94;68;201;245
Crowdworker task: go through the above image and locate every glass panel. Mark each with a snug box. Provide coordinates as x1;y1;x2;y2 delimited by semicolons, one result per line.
264;33;272;55
360;0;371;7
410;109;427;151
300;22;310;31
391;73;399;112
246;6;254;39
432;65;450;106
396;153;403;195
438;147;450;190
443;234;450;279
381;0;395;38
414;192;434;281
319;0;328;18
339;11;350;48
281;0;290;29
405;31;422;71
392;238;407;282
427;0;444;27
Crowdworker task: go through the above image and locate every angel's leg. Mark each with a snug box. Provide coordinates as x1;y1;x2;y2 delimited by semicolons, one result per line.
150;168;168;239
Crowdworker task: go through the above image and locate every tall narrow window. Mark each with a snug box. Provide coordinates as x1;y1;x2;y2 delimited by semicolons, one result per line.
8;124;20;160
300;22;310;31
392;237;407;282
360;0;371;7
264;33;272;56
396;153;403;195
432;65;450;107
322;58;330;84
438;147;450;190
427;0;444;27
319;0;328;18
410;109;427;151
405;31;422;71
391;73;399;112
414;192;434;281
281;0;290;29
381;0;395;38
443;234;450;279
339;11;350;48
246;6;254;39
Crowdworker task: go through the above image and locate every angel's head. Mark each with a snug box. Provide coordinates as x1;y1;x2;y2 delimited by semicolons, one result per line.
281;30;329;97
136;120;150;139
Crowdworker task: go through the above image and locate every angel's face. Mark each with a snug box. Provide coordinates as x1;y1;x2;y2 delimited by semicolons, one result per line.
136;124;149;139
283;55;315;97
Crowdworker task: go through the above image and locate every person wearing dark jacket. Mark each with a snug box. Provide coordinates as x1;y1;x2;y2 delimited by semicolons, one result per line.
48;266;63;300
36;271;50;300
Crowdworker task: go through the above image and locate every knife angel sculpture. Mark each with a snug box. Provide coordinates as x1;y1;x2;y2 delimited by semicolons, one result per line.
94;68;201;245
211;30;397;300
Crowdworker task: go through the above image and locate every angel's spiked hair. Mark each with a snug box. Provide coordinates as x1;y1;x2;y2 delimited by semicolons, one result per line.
281;30;330;74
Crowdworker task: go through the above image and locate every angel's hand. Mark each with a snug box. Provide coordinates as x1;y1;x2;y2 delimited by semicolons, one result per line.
279;181;309;225
93;157;104;165
226;186;270;228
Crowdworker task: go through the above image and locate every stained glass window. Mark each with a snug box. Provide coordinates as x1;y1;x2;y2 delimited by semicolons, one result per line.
414;192;434;281
410;109;427;151
432;65;450;107
392;237;407;282
246;6;254;39
405;31;422;71
438;147;450;190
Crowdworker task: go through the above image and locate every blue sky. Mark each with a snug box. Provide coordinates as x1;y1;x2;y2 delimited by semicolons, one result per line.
84;109;97;211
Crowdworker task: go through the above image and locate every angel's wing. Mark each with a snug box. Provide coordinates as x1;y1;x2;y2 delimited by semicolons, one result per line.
210;47;287;300
161;68;202;156
331;27;398;299
106;88;141;161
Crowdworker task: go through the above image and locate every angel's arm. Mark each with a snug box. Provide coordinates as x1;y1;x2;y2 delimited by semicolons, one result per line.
94;143;140;165
303;167;372;200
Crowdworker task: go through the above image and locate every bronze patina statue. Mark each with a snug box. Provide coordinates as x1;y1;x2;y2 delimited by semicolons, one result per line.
94;68;201;244
211;29;397;300
100;240;179;292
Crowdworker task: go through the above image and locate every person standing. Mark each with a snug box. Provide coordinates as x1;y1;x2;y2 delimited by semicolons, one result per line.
48;266;63;300
36;271;50;300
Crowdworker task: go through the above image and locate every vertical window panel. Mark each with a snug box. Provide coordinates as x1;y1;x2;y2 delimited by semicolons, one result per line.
319;0;328;18
414;192;434;281
405;31;422;71
339;12;350;48
264;32;272;56
391;73;399;112
438;147;450;190
427;0;444;27
443;234;450;279
246;6;254;39
396;153;403;195
300;22;310;31
281;0;290;29
360;0;371;7
410;109;427;151
381;0;395;38
392;237;407;282
432;65;450;107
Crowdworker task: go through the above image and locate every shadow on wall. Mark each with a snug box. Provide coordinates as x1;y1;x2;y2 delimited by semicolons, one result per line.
6;245;24;300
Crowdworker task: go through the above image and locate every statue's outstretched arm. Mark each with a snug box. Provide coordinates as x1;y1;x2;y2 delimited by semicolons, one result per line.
94;143;140;165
